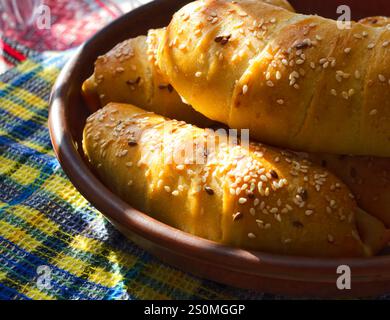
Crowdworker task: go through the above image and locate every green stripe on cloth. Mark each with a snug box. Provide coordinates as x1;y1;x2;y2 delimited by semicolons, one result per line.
0;51;270;300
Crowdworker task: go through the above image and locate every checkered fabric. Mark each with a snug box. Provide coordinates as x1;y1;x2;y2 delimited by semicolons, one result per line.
0;52;276;300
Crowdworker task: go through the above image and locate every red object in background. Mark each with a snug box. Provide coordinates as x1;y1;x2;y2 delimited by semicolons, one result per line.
1;0;122;52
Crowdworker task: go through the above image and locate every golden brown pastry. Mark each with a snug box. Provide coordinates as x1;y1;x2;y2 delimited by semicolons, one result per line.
82;29;213;127
359;16;390;28
305;154;390;227
81;0;294;126
158;0;390;157
83;103;390;257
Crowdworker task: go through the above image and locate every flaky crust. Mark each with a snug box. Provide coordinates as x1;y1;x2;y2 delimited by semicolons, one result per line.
158;0;390;156
83;103;389;257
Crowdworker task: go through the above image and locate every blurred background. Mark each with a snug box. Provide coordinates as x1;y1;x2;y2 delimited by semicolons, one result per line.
0;0;151;73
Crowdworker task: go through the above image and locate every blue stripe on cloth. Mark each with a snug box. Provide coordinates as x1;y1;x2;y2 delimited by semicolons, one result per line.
0;282;30;300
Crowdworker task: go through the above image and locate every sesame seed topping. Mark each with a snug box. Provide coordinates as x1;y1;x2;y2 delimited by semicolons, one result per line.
354;70;361;79
270;169;279;179
242;84;249;95
248;233;256;239
195;71;202;77
204;186;215;195
379;74;386;82
172;190;179;196
238;197;247;204
232;212;243;221
305;210;314;216
369;109;378;116
164;186;171;193
344;47;351;54
276;99;284;105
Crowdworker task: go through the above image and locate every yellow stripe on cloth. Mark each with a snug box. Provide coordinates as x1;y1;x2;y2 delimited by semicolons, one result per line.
0;220;42;252
0;155;40;186
10;205;60;236
0;97;40;122
3;86;49;111
42;174;91;209
21;286;55;300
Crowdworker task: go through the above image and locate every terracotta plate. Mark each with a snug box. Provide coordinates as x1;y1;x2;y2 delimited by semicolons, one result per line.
49;0;390;298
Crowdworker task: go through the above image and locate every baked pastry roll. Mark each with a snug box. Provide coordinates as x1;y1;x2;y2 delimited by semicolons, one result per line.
158;0;390;156
83;103;390;257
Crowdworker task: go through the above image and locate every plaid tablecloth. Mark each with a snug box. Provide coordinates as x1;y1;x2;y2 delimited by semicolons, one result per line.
0;51;279;300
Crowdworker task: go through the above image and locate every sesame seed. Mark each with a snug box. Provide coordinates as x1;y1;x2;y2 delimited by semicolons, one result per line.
233;212;243;221
379;74;386;82
330;89;337;96
176;164;185;170
242;84;249;95
327;234;334;243
266;80;274;87
195;71;202;77
369;109;378;116
277;99;284;105
172;190;179;196
238;198;247;204
344;47;351;54
204;186;215;195
164;186;171;193
354;70;361;79
270;169;279;179
127;180;133;186
305;210;314;216
248;233;256;239
276;71;282;80
383;41;389;47
367;43;375;49
249;208;256;216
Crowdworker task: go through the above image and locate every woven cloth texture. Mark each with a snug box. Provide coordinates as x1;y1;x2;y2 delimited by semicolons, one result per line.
0;52;278;300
